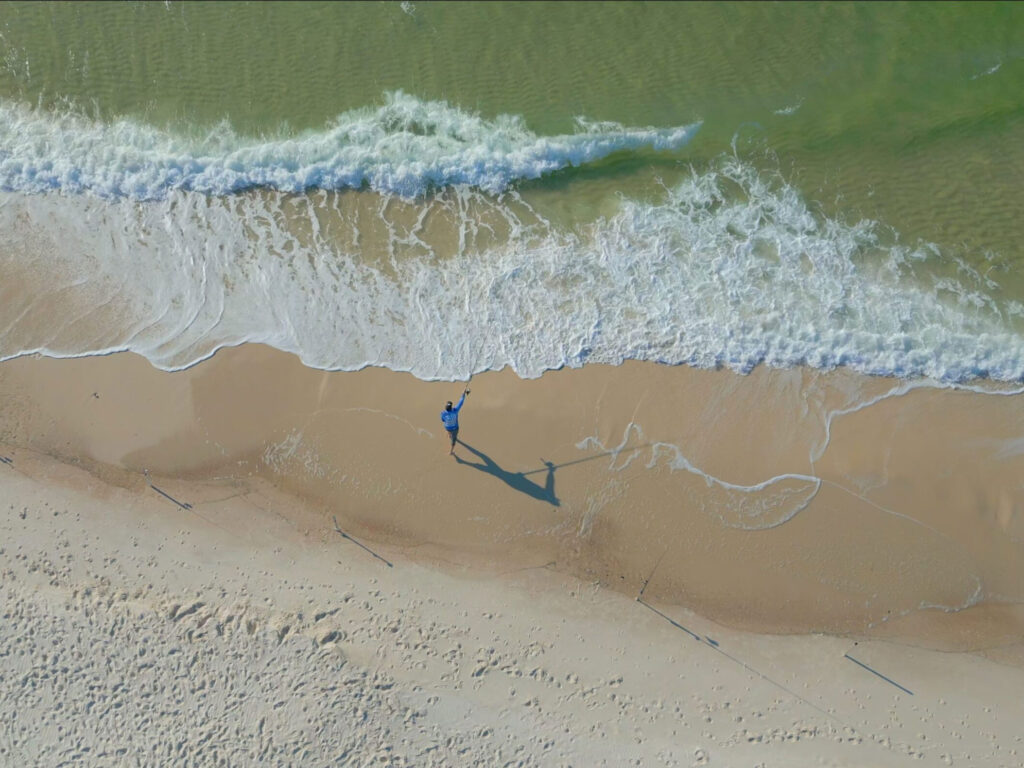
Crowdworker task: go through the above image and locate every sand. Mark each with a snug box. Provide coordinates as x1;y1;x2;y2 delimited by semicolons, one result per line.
2;346;1024;765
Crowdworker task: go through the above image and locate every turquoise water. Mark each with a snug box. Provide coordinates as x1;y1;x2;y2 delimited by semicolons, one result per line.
1;2;1023;380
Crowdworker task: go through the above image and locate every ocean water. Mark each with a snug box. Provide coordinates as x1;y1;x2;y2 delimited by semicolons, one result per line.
2;1;1024;381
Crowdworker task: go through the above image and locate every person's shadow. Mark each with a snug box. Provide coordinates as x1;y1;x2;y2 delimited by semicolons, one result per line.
455;442;560;507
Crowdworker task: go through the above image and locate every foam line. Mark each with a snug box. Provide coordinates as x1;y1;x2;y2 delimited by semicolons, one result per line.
577;425;821;531
649;443;820;496
812;379;1024;464
648;442;822;531
4;157;1024;383
575;422;647;471
0;92;701;200
582;430;988;622
811;380;928;464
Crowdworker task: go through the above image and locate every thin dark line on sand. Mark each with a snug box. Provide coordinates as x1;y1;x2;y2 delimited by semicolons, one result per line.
637;598;849;727
844;653;914;696
149;484;193;511
333;516;394;568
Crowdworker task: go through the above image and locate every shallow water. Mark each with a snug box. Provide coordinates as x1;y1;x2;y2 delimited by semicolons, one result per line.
1;1;1023;381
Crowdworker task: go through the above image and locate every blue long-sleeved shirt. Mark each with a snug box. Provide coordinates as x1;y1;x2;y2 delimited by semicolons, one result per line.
440;392;466;431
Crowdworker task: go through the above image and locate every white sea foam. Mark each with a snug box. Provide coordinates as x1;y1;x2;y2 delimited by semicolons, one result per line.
2;156;1023;384
0;92;700;200
773;98;804;116
575;424;819;531
970;61;1002;80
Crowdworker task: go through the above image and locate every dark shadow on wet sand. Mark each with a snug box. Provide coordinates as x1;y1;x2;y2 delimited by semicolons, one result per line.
455;442;560;506
454;440;652;506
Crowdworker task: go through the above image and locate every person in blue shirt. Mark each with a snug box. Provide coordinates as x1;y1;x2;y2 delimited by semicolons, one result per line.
440;387;470;455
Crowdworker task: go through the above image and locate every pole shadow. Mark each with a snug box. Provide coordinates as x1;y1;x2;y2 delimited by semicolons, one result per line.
455;441;560;506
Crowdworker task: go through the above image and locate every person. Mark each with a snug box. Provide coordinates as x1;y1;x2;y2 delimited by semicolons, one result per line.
440;387;470;455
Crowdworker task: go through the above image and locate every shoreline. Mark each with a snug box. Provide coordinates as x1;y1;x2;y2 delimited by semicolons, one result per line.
3;417;1023;765
1;344;1022;649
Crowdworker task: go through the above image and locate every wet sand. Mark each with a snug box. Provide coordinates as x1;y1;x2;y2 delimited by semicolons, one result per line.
2;350;1024;764
1;345;1022;646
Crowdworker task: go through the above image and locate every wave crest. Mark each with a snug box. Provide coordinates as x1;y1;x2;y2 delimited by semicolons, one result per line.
0;91;700;200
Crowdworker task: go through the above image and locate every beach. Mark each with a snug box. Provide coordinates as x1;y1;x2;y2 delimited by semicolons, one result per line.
5;347;1024;637
2;348;1023;765
2;2;1024;764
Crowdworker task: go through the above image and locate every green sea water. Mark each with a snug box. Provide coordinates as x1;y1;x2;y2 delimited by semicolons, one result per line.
2;1;1024;380
2;1;1022;254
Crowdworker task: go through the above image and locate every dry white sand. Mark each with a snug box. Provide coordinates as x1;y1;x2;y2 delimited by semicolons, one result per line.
2;445;1023;767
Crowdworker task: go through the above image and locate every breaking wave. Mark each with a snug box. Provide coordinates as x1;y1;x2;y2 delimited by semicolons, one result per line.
0;91;700;200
